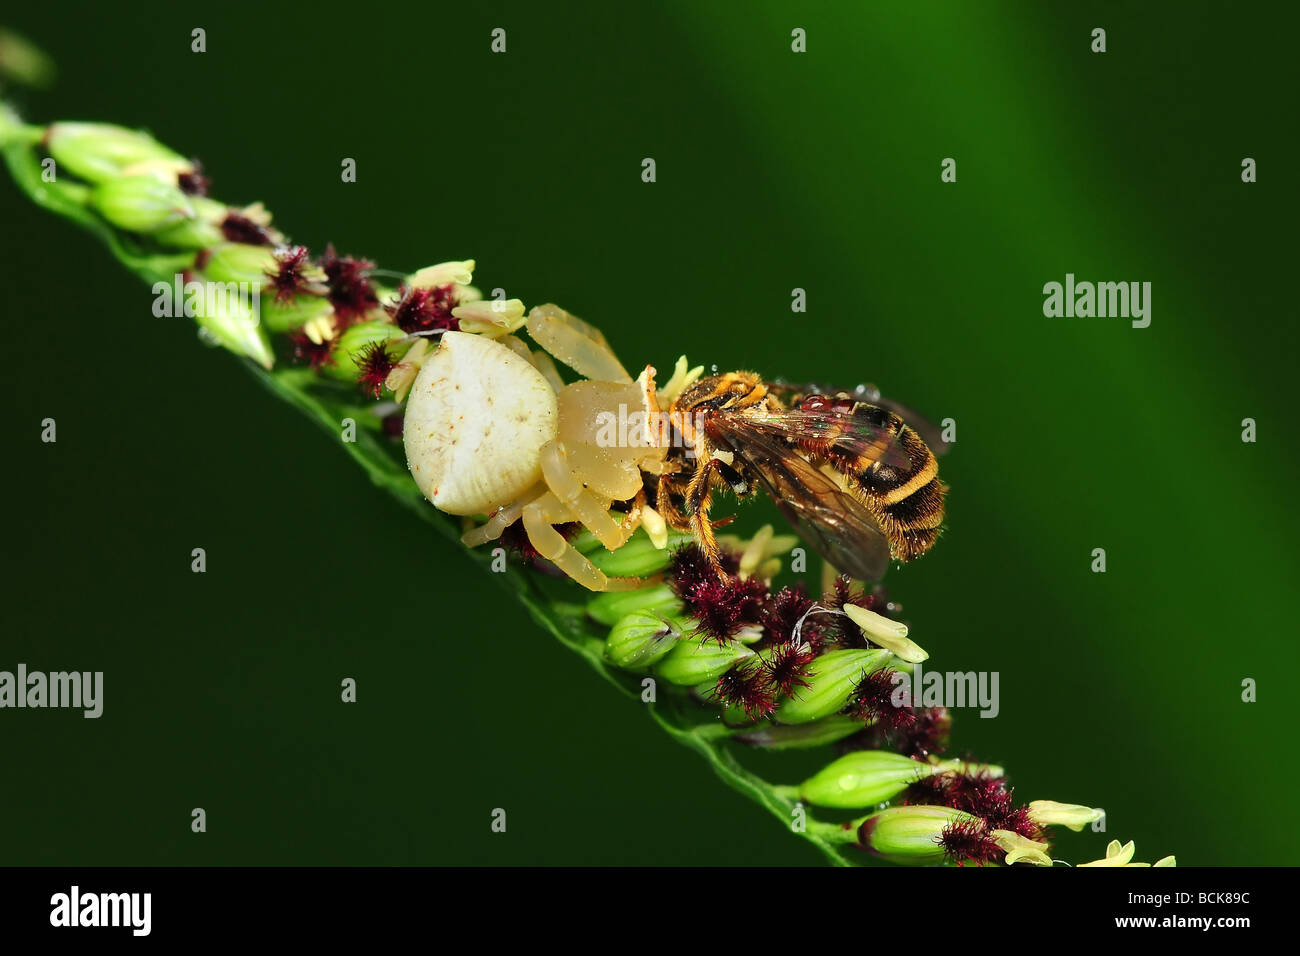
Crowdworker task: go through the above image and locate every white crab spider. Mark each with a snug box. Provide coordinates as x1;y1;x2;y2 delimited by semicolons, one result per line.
402;304;694;591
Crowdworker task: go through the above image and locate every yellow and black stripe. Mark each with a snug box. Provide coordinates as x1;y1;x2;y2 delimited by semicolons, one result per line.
824;406;946;562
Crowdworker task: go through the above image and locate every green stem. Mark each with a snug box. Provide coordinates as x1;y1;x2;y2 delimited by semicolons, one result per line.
808;820;861;845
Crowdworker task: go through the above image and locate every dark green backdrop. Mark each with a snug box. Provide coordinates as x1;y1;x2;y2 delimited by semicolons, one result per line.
1;1;1295;865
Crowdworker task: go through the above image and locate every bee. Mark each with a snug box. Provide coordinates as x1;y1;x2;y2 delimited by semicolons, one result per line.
654;373;947;582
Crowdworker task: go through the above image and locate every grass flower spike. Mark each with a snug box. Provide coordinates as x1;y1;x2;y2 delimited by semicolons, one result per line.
0;99;1175;868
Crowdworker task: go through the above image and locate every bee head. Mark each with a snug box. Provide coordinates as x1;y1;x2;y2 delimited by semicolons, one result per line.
673;371;765;414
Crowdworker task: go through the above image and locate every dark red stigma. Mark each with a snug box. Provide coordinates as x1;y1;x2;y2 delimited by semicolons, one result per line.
267;245;322;304
354;340;398;398
221;212;274;246
384;283;459;335
939;819;1002;866
905;768;1042;843
178;164;210;196
712;661;776;721
760;586;820;647
288;329;335;370
849;668;917;732
321;245;379;324
761;640;816;696
381;411;405;439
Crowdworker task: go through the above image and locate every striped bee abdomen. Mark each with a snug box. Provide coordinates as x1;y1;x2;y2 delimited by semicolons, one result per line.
834;412;946;562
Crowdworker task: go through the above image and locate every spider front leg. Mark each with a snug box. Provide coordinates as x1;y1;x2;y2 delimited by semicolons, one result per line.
525;304;633;383
538;439;633;552
522;490;644;592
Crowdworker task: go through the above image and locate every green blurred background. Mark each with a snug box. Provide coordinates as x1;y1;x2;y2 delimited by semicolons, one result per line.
1;1;1295;865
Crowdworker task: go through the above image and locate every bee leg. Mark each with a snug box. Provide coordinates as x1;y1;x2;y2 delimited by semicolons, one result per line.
654;472;692;532
684;458;726;577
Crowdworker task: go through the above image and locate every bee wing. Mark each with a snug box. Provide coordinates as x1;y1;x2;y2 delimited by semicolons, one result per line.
867;395;950;457
740;405;914;471
707;415;893;582
766;382;950;457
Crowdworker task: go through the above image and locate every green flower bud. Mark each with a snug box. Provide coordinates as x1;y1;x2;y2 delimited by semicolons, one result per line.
585;529;692;578
774;648;892;724
857;805;981;865
1027;800;1104;832
990;829;1053;866
154;217;222;250
89;175;194;232
722;697;758;726
798;750;939;809
655;635;753;686
586;583;682;627
260;294;335;335
191;284;273;369
153;197;228;249
46;122;187;183
567;529;604;554
324;320;406;382
202;242;278;287
605;611;688;671
843;604;928;663
734;715;864;750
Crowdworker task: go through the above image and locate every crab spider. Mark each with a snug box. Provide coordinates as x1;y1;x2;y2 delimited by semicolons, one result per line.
403;305;687;591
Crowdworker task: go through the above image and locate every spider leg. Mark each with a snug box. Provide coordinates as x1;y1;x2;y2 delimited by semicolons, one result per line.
525;304;633;383
522;491;643;592
460;493;536;548
616;490;646;534
539;439;631;552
